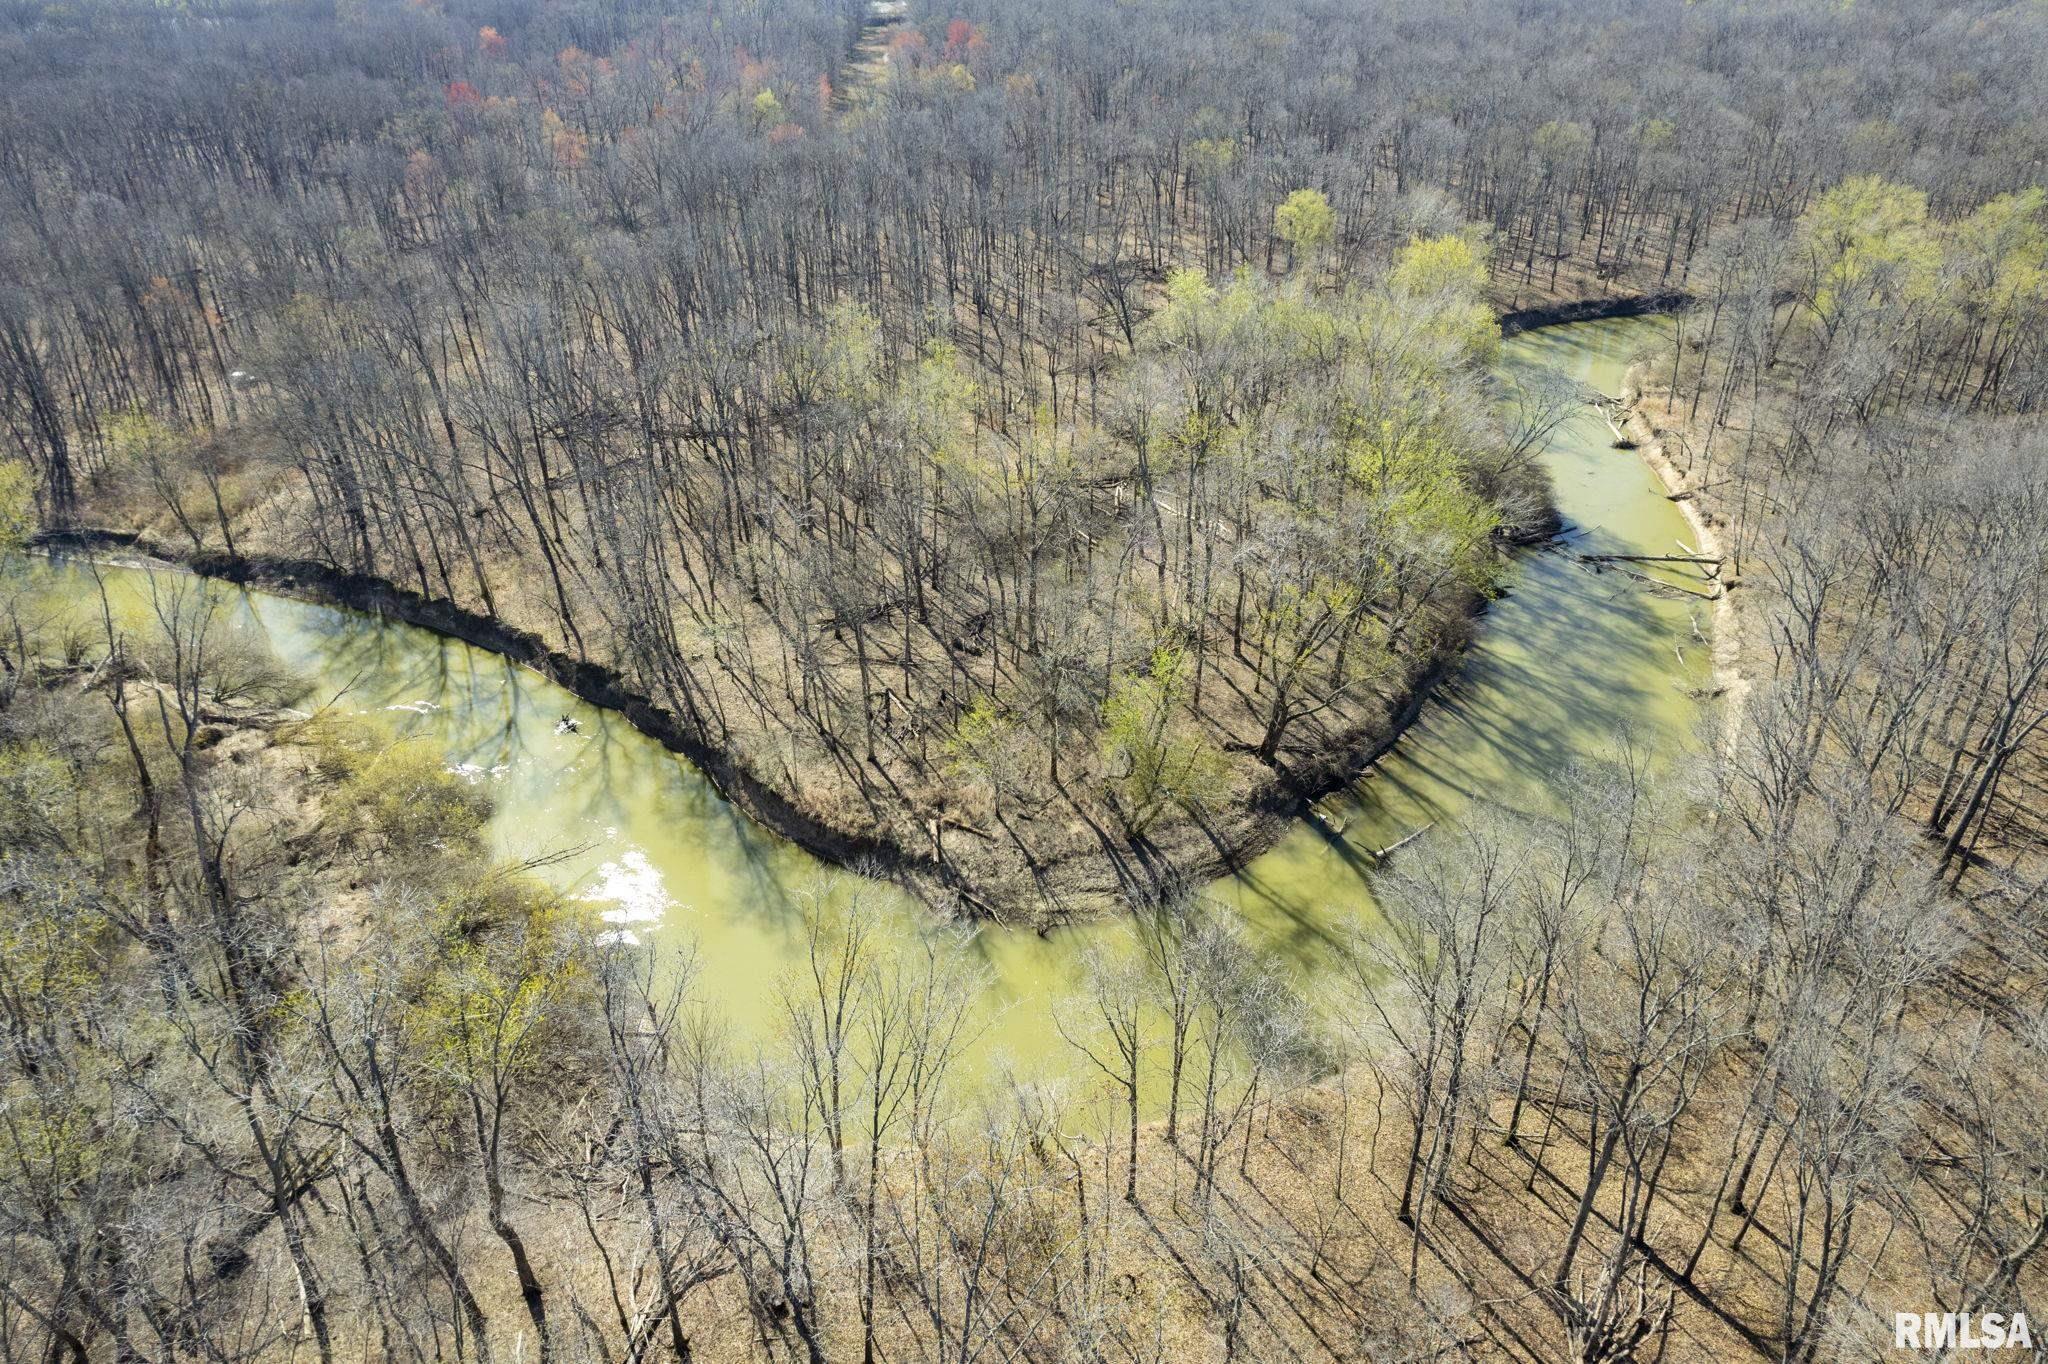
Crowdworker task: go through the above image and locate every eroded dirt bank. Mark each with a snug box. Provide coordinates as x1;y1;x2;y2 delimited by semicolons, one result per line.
29;529;1475;923
32;297;1693;924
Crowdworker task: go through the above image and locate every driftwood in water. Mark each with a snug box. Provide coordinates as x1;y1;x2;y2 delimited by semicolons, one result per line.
1578;553;1721;566
1309;799;1349;835
1371;822;1435;860
1601;565;1722;599
1574;553;1723;599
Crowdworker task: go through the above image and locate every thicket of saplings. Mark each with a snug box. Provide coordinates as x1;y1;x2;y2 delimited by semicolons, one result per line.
4;0;2046;911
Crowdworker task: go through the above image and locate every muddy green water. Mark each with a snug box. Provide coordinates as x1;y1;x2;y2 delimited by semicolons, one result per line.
13;317;1709;1095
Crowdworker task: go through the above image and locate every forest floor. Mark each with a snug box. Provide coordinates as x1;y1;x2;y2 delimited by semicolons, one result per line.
420;1012;2037;1364
1621;355;2048;885
23;585;2040;1364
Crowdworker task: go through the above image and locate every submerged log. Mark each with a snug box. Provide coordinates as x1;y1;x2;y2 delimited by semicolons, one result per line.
1309;799;1349;835
1371;822;1435;860
1574;555;1723;599
1603;565;1722;599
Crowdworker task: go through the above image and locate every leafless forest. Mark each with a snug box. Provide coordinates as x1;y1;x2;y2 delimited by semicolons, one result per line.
2;0;2046;1359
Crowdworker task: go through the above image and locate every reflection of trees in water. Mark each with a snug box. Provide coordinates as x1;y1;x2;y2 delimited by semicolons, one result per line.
1228;322;1700;973
20;324;1706;1049
239;590;461;718
1235;548;1684;971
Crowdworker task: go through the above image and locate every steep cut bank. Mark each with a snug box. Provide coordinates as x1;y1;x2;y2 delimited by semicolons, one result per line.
18;312;1710;1078
29;526;1473;923
34;298;1692;925
1498;289;1691;337
32;529;946;893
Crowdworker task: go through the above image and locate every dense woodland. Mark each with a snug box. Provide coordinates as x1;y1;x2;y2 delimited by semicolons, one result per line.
4;0;2048;1360
5;0;2048;907
3;539;2045;1364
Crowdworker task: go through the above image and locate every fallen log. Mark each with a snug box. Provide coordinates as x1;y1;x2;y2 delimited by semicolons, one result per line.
1371;822;1434;860
1540;523;1593;549
1578;559;1724;599
1578;553;1721;566
1611;566;1721;599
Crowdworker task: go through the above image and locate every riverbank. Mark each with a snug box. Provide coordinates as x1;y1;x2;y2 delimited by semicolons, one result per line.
29;527;966;895
1497;289;1690;338
32;300;1693;927
1616;362;1752;736
26;526;1482;924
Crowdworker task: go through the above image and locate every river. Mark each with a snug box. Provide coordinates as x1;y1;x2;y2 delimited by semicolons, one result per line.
12;316;1711;1095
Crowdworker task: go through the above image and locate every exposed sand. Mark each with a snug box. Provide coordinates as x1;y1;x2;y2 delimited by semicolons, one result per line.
1618;364;1751;745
